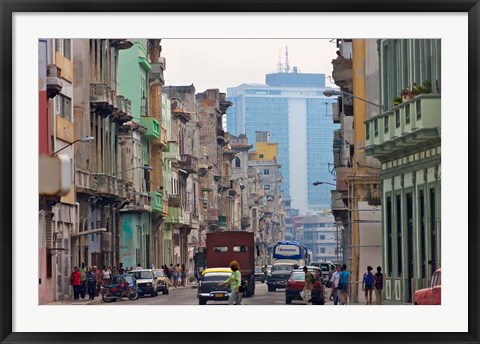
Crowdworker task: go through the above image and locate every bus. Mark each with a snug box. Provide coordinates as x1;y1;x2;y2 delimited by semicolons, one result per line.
272;241;310;267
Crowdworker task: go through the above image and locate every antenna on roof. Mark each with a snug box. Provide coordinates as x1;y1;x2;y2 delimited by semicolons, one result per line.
277;49;283;73
284;46;290;73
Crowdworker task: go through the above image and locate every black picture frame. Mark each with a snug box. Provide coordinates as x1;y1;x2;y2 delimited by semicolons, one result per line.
1;1;479;343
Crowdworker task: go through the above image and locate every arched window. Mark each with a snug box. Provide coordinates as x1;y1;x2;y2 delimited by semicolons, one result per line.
235;157;241;168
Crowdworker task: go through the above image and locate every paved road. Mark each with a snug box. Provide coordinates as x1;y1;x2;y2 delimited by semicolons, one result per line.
98;282;335;306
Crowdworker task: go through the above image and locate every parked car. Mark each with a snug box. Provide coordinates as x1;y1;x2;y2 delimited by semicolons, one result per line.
267;263;296;291
197;267;232;305
152;269;169;295
128;269;158;297
254;267;266;283
285;267;325;305
413;268;441;305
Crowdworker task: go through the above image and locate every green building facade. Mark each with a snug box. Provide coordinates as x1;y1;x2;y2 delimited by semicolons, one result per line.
365;39;441;304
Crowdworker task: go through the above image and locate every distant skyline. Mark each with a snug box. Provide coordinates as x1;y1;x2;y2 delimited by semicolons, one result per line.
161;39;338;93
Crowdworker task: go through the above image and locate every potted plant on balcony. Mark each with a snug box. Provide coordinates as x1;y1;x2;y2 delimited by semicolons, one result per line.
393;96;403;106
401;87;417;101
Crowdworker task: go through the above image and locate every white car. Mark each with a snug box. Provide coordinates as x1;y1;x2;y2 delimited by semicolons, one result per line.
128;269;158;297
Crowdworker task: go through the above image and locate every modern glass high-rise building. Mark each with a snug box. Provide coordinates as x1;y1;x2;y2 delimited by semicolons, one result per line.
227;72;339;214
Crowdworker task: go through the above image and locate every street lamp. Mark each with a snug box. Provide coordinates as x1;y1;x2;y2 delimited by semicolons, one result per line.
323;88;386;111
51;136;95;155
313;181;336;186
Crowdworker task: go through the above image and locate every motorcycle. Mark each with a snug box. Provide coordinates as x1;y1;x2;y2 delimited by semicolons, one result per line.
101;280;138;302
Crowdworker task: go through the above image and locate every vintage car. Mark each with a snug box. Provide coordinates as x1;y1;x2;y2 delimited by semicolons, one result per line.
413;268;441;305
254;267;266;283
267;263;296;291
128;269;158;297
152;269;169;295
197;268;232;305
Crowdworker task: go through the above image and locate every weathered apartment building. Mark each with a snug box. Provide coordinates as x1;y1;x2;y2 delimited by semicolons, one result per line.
39;38;285;303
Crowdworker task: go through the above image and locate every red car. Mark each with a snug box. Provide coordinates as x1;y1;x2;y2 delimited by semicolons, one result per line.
413;268;441;305
285;267;325;304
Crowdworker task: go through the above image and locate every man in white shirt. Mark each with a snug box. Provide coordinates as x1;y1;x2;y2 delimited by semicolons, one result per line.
330;265;341;305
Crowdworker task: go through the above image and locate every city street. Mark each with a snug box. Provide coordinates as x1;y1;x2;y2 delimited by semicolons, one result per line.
73;282;337;306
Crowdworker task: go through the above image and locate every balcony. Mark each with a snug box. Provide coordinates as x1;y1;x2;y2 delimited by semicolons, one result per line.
178;154;198;174
168;194;181;208
46;64;63;98
150;191;163;212
218;215;227;227
365;94;440;160
123;191;151;212
331;57;352;89
217;128;226;145
164;142;180;161
165;206;182;224
160;125;168;147
207;208;219;223
90;83;109;106
140;117;160;140
149;62;165;84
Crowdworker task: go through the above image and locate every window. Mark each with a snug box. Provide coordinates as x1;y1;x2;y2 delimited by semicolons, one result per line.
55;39;71;60
366;122;370;140
384;117;389;133
405;105;411;124
235;157;241;168
395;110;400;128
233;246;248;252
213;247;228;253
263;169;270;175
374;119;379;137
320;235;325;240
259;154;264;159
320;248;325;254
55;94;72;121
263;184;270;190
416;100;422;120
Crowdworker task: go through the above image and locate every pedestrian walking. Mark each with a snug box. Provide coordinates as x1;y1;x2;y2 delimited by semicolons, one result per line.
86;267;97;300
112;266;119;276
181;264;187;287
328;265;335;291
135;263;142;270
70;267;82;300
163;265;172;286
218;260;243;305
79;262;87;299
302;266;314;305
94;266;102;296
118;262;125;275
362;266;374;305
338;264;351;305
374;266;384;305
262;265;268;281
330;265;341;305
102;266;111;286
172;265;179;288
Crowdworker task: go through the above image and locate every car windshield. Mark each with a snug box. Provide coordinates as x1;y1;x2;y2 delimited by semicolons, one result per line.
320;264;330;271
111;275;134;285
129;271;153;279
290;272;305;281
272;265;294;272
153;270;165;278
202;273;231;282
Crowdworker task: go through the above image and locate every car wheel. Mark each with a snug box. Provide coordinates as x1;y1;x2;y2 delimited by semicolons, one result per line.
286;297;292;304
199;298;207;305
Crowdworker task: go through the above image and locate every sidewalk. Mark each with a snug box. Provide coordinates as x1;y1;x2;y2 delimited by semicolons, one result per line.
47;297;103;306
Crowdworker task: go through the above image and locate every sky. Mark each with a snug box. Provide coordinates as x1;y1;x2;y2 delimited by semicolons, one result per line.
160;39;338;93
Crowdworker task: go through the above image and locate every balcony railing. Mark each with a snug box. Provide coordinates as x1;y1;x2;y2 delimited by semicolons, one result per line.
164;142;180;161
140;117;160;140
178;154;199;174
365;94;440;159
90;83;109;105
150;191;163;212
